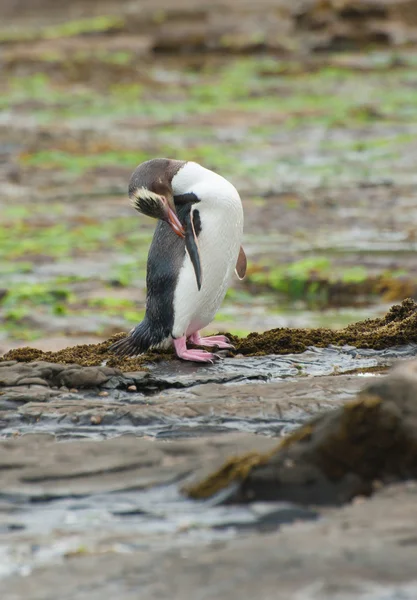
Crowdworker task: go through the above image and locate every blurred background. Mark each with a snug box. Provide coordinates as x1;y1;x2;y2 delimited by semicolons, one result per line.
2;0;417;354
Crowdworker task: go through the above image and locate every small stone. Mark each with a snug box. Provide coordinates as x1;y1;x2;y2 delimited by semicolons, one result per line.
98;391;109;397
352;495;367;505
69;388;78;393
127;385;137;392
90;415;102;425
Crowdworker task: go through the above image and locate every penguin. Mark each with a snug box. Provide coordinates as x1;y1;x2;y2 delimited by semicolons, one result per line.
110;158;246;363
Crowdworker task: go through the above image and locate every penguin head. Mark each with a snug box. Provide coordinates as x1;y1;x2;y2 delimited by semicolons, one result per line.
128;158;186;238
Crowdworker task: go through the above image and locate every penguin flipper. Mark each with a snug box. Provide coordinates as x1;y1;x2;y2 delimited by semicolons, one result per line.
184;210;202;291
235;246;247;280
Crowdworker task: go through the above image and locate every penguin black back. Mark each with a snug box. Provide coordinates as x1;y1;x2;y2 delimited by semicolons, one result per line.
145;220;186;338
110;217;187;356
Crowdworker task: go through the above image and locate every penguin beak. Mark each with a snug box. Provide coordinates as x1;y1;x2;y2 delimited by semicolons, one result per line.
161;197;185;238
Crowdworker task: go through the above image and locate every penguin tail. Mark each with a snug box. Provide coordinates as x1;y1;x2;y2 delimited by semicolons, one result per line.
109;318;170;358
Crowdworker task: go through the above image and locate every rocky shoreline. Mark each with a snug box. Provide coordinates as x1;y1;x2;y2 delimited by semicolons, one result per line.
2;334;417;597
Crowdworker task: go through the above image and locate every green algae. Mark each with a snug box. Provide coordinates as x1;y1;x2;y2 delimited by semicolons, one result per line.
2;299;417;372
0;15;125;43
245;257;391;308
20;150;150;175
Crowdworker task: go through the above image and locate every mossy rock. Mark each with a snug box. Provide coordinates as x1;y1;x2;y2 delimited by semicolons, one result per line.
185;360;417;505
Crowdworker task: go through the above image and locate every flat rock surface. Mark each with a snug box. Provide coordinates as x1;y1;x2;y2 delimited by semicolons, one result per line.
0;372;370;439
0;365;384;440
3;478;417;599
0;432;278;499
1;344;416;439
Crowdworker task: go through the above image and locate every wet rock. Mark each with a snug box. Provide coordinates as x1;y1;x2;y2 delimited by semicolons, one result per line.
211;502;318;533
0;432;277;500
0;338;413;398
0;372;369;440
3;481;417;599
186;359;417;505
0;360;122;389
0;343;415;443
2;370;417;597
0;385;62;407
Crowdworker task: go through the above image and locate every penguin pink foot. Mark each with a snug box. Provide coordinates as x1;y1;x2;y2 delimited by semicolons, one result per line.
173;337;216;363
188;332;235;349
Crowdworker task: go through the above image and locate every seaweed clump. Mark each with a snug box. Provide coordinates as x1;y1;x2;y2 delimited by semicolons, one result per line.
1;333;173;372
1;299;417;372
229;298;417;355
186;360;417;505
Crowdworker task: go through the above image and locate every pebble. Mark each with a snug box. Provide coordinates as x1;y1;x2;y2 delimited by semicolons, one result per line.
99;391;109;397
352;495;367;505
127;385;137;392
90;415;102;425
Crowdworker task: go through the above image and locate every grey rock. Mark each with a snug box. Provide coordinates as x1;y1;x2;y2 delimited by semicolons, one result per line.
0;373;370;440
3;482;417;599
0;432;277;499
188;359;417;505
1;343;415;394
0;361;123;389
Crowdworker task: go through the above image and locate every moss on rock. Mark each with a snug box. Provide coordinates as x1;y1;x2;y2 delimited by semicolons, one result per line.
2;299;417;372
185;359;417;505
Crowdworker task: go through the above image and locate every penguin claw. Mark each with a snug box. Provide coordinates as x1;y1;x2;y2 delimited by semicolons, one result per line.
177;349;216;363
206;340;235;350
172;337;216;363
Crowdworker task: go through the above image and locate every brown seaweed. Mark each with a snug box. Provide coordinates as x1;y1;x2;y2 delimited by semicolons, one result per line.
2;299;417;372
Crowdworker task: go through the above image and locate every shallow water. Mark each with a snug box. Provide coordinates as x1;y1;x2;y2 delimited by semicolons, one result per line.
0;483;317;579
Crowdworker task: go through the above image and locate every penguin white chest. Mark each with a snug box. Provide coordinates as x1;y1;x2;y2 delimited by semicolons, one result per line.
171;168;243;339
